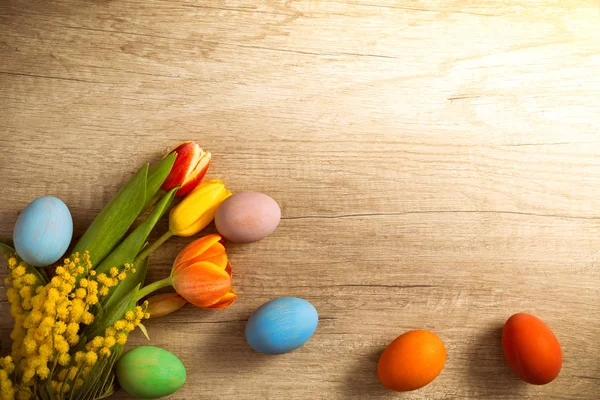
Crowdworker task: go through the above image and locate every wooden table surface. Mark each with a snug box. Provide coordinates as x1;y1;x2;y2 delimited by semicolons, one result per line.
1;1;599;399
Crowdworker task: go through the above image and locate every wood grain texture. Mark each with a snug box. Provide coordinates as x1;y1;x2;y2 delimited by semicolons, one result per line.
1;0;599;398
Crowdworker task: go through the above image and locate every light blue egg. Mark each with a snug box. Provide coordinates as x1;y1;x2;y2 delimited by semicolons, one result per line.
245;297;318;355
13;196;73;267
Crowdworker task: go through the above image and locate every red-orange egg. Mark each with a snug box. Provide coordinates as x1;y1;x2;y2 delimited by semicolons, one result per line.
377;330;446;392
502;313;562;385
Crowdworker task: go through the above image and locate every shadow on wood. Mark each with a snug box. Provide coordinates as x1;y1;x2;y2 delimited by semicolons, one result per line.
198;314;271;372
465;324;530;397
340;345;394;399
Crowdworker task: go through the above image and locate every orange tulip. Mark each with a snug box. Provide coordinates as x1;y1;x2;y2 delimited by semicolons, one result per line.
146;292;187;319
137;234;236;309
161;141;211;197
172;234;236;309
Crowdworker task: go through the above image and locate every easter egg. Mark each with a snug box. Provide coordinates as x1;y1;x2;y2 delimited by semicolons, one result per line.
116;346;186;399
502;313;562;384
215;192;280;243
245;297;318;355
13;196;73;267
377;330;446;392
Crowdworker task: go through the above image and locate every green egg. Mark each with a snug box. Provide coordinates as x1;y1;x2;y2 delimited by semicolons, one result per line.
116;346;186;399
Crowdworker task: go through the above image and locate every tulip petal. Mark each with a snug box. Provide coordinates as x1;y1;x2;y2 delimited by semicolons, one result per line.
178;152;211;197
163;140;195;158
172;261;232;308
173;234;223;272
169;180;232;237
202;243;228;270
225;261;232;277
162;142;202;191
172;208;215;237
206;289;237;309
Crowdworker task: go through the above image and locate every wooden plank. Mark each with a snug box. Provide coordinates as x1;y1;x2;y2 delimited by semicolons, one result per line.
0;0;599;398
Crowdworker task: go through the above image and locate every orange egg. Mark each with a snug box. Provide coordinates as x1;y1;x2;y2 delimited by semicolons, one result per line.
502;313;562;385
377;330;446;392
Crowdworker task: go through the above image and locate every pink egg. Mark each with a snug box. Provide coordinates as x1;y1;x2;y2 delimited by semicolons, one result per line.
215;192;281;243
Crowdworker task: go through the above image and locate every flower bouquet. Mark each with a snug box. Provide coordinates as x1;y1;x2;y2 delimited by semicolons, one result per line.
0;142;272;400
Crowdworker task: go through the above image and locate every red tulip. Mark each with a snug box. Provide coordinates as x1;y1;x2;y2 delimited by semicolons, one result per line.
161;141;211;197
171;234;236;309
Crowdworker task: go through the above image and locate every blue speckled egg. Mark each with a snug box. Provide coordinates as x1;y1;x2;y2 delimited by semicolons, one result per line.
245;297;318;355
13;196;73;267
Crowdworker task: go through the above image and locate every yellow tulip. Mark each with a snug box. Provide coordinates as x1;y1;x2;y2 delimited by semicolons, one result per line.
169;180;232;237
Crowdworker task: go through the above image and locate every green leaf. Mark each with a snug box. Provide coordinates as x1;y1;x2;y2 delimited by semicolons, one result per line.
138;323;150;340
90;300;105;321
97;187;177;309
144;152;176;210
72;153;176;268
0;242;48;287
72;165;148;267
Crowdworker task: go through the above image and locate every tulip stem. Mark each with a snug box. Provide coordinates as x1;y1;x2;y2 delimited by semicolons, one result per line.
133;231;173;265
137;276;173;300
